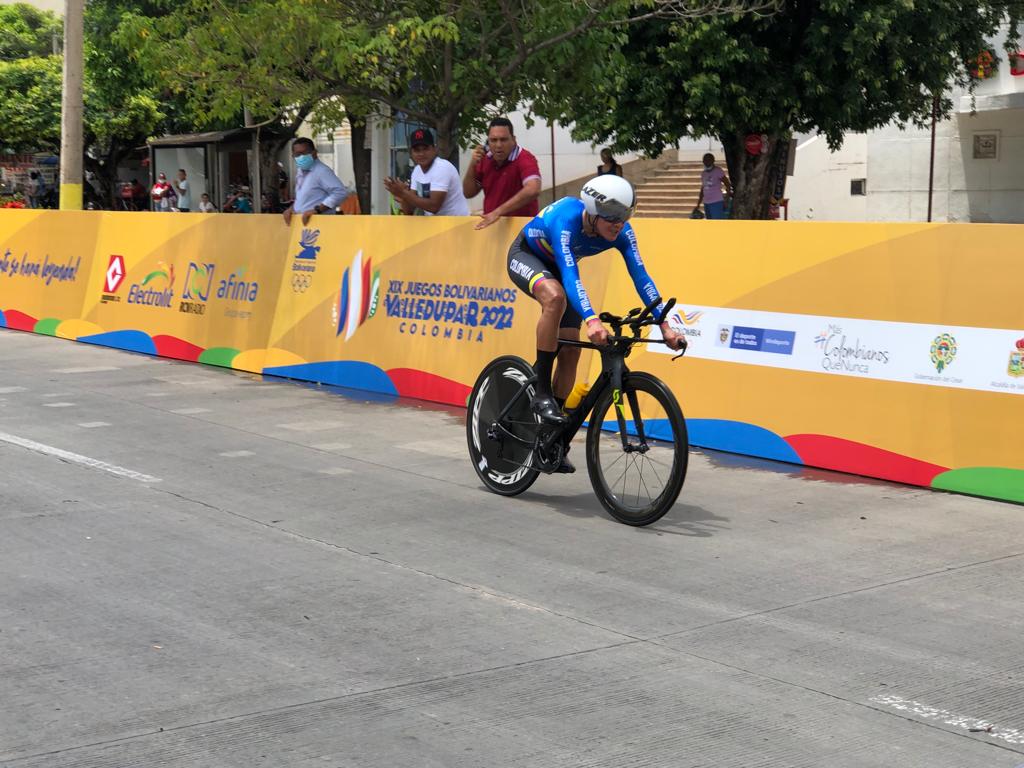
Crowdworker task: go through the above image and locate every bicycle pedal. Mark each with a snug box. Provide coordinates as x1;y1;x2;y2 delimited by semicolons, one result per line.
554;456;576;474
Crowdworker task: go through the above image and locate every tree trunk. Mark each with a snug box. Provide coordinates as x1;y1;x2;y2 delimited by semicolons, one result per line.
346;112;371;215
720;132;788;220
258;136;293;213
436;115;459;166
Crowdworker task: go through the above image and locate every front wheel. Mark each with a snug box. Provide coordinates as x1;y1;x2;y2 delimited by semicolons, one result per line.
586;372;688;526
467;355;541;496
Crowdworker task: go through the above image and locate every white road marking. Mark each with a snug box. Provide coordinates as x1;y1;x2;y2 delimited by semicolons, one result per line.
311;442;352;451
42;402;75;408
171;407;211;415
318;468;352;476
0;431;161;483
77;422;111;429
41;393;72;398
55;366;120;374
0;386;26;394
219;450;254;458
870;695;1024;745
145;392;171;397
277;420;348;432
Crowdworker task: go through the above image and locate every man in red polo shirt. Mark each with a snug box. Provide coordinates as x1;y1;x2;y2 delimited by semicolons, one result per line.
462;117;542;230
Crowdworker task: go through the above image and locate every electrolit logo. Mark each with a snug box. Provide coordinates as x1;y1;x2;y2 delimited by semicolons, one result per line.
127;261;175;308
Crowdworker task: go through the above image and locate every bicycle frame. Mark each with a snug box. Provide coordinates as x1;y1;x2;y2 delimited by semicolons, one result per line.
489;334;667;458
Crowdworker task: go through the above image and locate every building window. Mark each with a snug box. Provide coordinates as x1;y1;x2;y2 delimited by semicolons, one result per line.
972;132;999;160
850;179;867;196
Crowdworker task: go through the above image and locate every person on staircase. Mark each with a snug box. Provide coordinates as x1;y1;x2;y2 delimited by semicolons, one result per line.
694;153;732;220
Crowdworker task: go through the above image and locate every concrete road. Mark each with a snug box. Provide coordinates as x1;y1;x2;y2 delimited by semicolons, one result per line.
2;328;1023;768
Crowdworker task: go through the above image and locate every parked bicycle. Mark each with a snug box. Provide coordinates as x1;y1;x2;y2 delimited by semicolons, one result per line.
467;297;688;526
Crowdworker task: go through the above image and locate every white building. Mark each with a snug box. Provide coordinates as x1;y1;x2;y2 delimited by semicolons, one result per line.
787;28;1024;223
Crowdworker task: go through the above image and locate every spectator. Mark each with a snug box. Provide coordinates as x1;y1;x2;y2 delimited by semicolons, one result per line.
694;152;732;220
123;178;147;211
597;148;623;177
282;137;348;226
151;173;176;212
383;128;469;217
462;117;541;230
223;186;254;213
25;171;42;208
198;193;216;213
173;169;191;212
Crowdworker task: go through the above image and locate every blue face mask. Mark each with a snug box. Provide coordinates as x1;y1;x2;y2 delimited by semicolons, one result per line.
295;154;315;171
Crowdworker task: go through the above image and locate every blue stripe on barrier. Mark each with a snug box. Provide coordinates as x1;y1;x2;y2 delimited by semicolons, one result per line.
599;417;803;464
263;360;399;397
77;330;157;356
687;418;803;464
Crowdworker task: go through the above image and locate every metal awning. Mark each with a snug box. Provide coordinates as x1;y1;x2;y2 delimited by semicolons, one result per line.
147;127;290;147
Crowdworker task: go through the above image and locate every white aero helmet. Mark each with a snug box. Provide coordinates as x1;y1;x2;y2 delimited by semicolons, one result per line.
580;174;636;222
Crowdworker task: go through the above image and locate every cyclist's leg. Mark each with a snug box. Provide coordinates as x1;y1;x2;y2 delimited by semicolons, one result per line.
553;316;583;402
506;235;566;423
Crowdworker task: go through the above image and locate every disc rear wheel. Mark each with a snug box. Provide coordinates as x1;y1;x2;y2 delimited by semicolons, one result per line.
467;355;541;496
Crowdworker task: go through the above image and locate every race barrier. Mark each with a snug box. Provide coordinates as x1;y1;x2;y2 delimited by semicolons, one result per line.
1;210;1022;504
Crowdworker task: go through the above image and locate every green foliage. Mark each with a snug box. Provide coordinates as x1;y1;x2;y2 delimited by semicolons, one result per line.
547;0;1024;156
0;55;62;150
0;3;62;61
132;0;628;150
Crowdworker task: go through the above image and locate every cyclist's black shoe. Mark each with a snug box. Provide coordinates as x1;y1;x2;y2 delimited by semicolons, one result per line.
554;454;576;473
531;395;567;425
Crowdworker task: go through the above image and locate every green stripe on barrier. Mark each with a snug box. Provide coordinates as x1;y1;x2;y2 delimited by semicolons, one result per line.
198;347;240;368
33;318;61;336
932;468;1024;504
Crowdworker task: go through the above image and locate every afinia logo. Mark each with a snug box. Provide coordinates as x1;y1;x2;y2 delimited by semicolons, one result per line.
335;250;380;340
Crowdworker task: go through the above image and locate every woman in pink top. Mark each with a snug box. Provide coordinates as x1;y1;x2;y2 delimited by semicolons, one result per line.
694;153;732;220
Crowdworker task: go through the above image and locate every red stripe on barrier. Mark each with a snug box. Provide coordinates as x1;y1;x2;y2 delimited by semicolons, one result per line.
785;434;949;487
3;310;38;331
387;368;471;406
153;334;205;362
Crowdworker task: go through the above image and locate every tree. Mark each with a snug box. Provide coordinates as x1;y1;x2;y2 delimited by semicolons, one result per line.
133;0;777;208
0;2;200;205
0;3;61;60
542;1;1023;218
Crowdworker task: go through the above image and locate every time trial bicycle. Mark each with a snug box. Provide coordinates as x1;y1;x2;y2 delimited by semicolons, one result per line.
466;297;688;526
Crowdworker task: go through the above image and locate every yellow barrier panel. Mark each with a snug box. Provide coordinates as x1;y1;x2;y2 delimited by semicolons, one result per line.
0;210;1021;504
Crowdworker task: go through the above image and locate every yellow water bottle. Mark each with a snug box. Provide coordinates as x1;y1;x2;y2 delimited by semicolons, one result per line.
564;381;591;411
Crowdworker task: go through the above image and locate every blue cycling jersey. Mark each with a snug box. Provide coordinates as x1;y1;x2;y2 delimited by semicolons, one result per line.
520;197;663;324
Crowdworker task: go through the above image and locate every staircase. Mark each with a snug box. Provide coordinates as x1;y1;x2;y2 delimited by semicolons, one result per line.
634;161;704;218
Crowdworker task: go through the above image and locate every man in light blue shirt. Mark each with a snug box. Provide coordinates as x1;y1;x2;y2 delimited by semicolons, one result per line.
282;137;349;225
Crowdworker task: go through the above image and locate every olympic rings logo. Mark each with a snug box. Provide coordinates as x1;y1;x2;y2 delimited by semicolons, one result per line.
292;273;312;293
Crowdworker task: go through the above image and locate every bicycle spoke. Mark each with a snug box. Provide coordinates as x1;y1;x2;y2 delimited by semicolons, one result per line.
642;454;667;492
600;446;628;475
637;458;655;505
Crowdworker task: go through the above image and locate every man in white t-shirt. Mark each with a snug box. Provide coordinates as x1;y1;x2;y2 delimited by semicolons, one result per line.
173;169;191;212
382;128;470;216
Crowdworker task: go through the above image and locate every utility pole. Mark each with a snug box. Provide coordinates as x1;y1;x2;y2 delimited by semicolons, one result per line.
59;0;85;210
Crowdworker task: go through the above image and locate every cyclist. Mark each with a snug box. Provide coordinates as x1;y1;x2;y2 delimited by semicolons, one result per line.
506;174;686;443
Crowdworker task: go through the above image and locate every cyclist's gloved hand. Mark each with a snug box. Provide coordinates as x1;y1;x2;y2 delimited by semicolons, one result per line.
586;318;610;346
661;323;687;351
